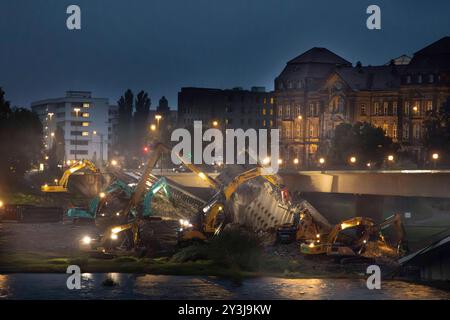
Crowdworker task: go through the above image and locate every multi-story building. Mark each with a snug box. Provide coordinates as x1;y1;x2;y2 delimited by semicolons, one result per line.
31;91;112;164
274;37;450;166
178;87;275;130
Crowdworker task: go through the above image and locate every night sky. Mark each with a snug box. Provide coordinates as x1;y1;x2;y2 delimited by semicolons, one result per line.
1;0;449;108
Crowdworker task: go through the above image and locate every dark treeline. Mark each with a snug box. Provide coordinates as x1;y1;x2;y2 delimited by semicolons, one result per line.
114;89;151;167
0;87;43;191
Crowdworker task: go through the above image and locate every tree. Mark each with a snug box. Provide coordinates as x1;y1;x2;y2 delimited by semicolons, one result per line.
115;89;152;167
328;122;398;168
423;98;450;164
133;90;151;156
0;88;44;190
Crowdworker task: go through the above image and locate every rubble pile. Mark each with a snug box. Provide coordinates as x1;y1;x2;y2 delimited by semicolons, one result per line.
139;219;180;256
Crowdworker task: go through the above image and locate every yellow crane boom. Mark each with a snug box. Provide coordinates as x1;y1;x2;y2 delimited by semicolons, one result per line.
41;160;98;192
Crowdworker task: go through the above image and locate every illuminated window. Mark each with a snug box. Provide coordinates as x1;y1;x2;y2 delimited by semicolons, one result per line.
263;98;267;104
393;124;397;139
413;124;421;139
412;101;420;115
262;108;266;115
393;102;398;115
403;125;409;139
270;97;274;104
360;104;366;116
309;103;315;116
82;131;89;136
262;120;266;127
383;102;389;115
278;106;283;117
83;103;90;108
82;113;89;118
296;124;301;137
270;120;273;127
309;124;315;137
82;122;89;127
374;102;380;115
383;123;389;135
270;108;273;115
404;102;410;115
426;100;433;112
286;105;291;117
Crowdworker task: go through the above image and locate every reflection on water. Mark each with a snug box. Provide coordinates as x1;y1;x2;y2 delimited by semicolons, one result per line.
0;273;449;300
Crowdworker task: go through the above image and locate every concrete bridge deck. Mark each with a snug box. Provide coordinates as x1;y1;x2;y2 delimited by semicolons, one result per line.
280;170;450;198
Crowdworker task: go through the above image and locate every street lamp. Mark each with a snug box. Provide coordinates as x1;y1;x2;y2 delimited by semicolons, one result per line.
349;156;357;164
319;157;325;165
293;158;299;165
155;114;162;127
150;124;156;131
387;155;394;162
278;159;283;165
212;120;219;127
297;115;302;120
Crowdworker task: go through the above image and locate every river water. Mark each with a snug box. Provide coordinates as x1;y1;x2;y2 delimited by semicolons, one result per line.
0;274;449;299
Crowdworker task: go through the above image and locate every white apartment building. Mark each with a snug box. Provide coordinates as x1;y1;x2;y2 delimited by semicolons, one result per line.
31;91;112;164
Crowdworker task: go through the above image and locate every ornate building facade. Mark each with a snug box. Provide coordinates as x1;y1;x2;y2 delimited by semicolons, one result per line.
275;37;450;167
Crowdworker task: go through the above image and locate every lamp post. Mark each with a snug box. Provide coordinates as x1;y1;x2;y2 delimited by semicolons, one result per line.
318;157;325;169
93;131;105;166
432;153;439;169
349;156;357;168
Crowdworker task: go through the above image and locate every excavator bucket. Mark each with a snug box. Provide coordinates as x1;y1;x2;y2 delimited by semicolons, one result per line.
41;185;68;192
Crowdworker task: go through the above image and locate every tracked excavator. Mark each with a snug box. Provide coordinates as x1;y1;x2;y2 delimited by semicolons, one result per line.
67;179;133;220
178;166;282;243
276;200;333;244
41;160;99;193
300;213;407;260
85;143;220;253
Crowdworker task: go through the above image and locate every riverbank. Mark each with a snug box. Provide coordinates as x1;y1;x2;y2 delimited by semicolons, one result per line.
0;221;375;278
0;251;368;281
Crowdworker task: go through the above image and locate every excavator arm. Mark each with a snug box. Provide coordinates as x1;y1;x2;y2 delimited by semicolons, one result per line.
102;142;219;250
192;166;282;238
42;160;98;192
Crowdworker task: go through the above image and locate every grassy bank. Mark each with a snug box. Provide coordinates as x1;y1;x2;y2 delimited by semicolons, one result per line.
0;251;364;281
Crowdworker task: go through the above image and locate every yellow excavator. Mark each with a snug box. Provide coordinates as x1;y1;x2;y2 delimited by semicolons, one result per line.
300;213;407;259
95;143;220;252
178;166;281;243
41;160;99;192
